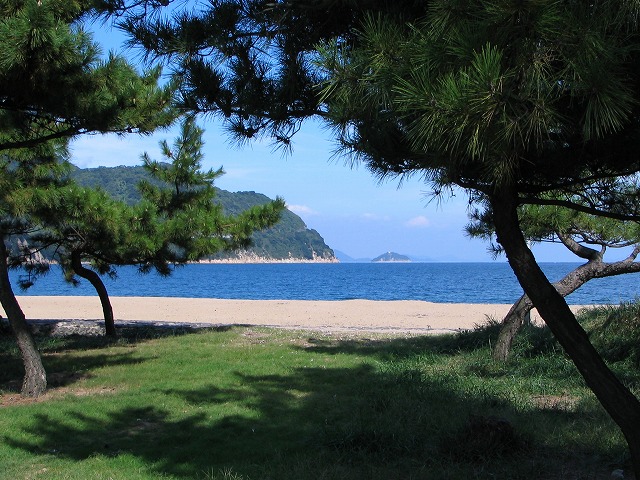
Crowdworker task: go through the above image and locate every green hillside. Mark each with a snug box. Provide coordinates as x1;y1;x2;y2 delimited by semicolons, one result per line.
71;165;336;262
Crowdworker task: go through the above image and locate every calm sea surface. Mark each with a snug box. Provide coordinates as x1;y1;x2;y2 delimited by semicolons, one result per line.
10;262;640;305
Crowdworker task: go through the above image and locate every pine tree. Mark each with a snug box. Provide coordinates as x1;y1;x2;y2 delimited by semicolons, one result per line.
25;118;284;337
138;117;285;266
0;0;176;396
0;143;71;397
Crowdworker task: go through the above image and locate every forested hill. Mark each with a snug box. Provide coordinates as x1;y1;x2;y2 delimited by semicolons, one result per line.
71;165;336;262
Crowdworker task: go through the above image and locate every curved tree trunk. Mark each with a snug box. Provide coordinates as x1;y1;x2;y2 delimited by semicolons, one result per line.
493;294;534;361
494;246;640;361
490;188;640;478
0;241;46;397
71;251;116;337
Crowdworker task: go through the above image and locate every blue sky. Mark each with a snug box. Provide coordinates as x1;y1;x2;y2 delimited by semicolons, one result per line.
70;120;486;260
72;21;599;262
71;119;587;262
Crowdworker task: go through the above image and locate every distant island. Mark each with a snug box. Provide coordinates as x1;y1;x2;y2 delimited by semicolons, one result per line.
71;165;337;263
371;252;411;263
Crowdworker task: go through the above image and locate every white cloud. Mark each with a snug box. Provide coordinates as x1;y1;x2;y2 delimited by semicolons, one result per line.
287;204;318;216
405;215;431;228
69;132;165;168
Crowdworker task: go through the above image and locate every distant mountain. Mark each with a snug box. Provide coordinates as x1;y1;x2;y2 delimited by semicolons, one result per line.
71;165;336;262
334;250;372;263
372;252;411;262
407;255;437;262
333;250;356;262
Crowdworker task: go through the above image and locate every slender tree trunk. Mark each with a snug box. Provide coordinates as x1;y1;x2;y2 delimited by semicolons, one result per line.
0;241;46;396
490;188;640;477
493;294;533;361
71;251;116;336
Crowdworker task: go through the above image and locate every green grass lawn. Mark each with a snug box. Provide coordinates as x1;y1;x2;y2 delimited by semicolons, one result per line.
0;307;638;480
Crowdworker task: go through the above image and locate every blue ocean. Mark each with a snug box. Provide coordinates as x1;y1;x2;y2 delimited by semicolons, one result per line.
10;262;640;305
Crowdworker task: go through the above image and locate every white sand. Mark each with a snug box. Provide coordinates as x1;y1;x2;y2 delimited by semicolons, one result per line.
3;296;577;334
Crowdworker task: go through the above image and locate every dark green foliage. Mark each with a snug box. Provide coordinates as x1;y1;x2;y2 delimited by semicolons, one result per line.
0;0;176;152
71;165;335;261
70;165;157;205
108;0;429;151
226;196;334;259
30;184;162;273
34;118;287;276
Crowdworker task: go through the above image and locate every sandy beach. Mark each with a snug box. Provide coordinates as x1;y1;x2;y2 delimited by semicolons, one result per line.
4;296;575;335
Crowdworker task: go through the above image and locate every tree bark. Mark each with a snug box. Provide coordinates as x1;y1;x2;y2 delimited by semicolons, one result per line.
71;251;116;336
490;187;640;477
493;294;533;361
494;248;640;361
0;240;47;397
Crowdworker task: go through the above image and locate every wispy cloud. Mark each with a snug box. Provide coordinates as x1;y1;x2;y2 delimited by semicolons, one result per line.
287;204;318;216
405;215;431;228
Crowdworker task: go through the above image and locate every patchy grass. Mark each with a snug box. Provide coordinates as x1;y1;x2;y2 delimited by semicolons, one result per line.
0;307;638;479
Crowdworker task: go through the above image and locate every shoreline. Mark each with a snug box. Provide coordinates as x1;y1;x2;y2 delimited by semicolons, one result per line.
7;296;588;335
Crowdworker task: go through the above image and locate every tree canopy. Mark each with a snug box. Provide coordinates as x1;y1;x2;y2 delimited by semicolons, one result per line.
0;0;177;152
19;118;285;336
0;0;174;395
137;117;286;266
107;0;428;149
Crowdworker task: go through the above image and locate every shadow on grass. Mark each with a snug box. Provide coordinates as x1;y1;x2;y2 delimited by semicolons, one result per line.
0;350;150;392
300;320;561;363
1;319;633;478
3;366;517;478
301;322;505;360
299;324;605;394
4;353;625;479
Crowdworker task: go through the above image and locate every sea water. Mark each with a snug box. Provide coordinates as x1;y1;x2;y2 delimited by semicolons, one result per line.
9;262;640;305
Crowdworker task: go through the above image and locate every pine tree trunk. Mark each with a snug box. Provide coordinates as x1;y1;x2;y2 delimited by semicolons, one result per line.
71;251;116;336
493;294;533;361
490;188;640;477
0;241;47;397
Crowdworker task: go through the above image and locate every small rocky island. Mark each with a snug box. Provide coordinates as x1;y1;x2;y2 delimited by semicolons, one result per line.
371;252;411;262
